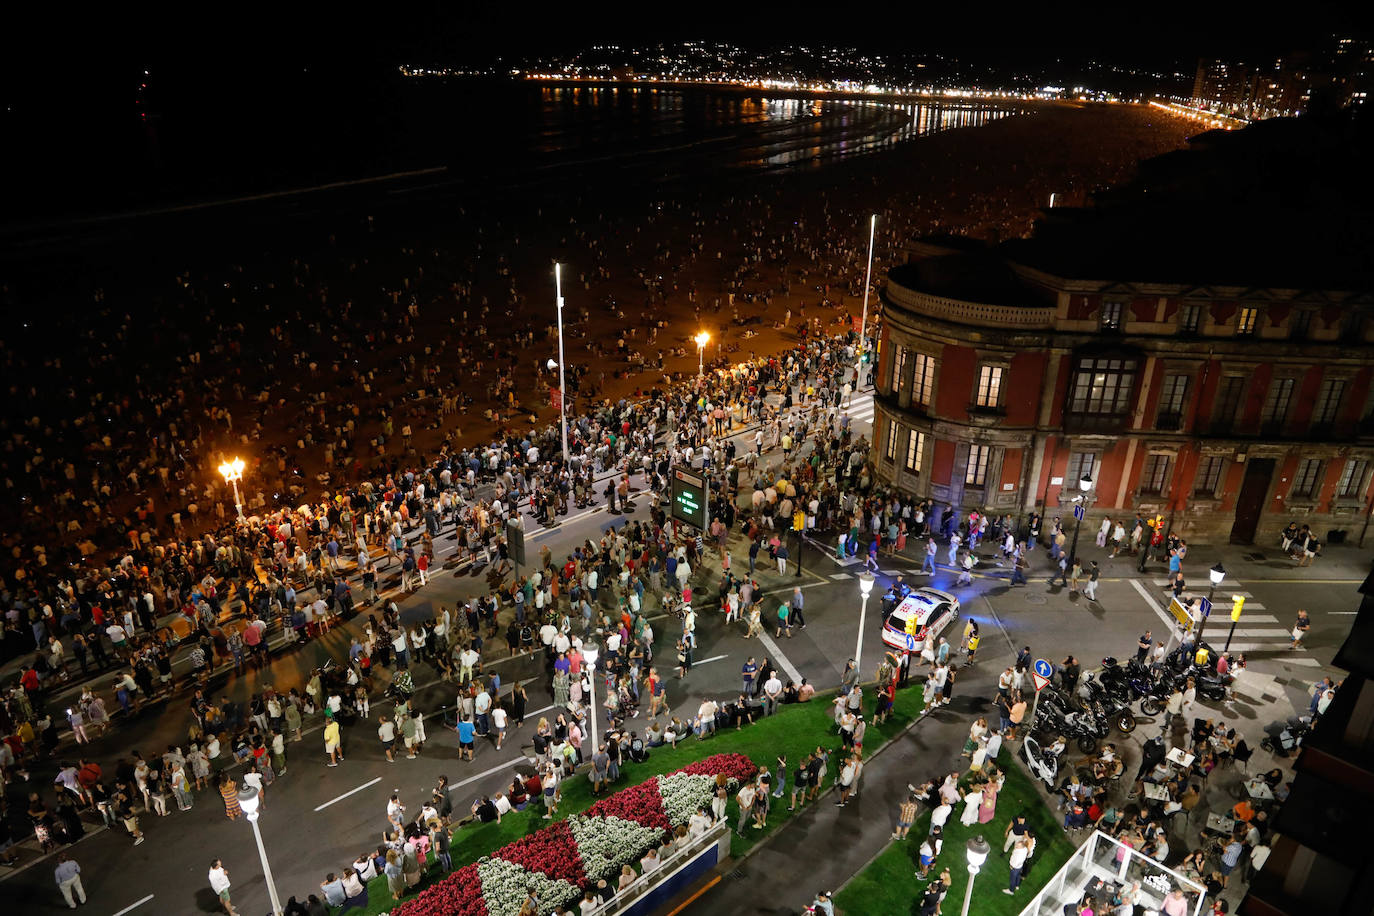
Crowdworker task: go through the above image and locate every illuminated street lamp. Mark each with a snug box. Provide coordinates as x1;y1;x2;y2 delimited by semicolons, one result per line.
1195;562;1226;647
582;644;600;755
960;836;991;916
1062;472;1093;583
855;571;874;676
857;214;876;371
553;263;570;466
218;457;246;521
694;331;710;381
236;786;283;916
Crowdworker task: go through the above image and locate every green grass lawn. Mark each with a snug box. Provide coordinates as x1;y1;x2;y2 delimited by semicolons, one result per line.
834;749;1075;916
341;679;935;914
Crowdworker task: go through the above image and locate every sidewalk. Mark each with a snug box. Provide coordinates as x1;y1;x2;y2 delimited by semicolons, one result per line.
680;665;997;913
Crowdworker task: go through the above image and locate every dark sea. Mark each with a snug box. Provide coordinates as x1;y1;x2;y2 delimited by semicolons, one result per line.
0;76;1016;300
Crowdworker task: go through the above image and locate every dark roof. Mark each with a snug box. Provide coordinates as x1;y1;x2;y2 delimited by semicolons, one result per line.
887;247;1029;304
1001;109;1374;290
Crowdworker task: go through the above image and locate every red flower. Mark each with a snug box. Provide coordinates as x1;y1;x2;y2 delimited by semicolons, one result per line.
391;863;487;916
673;753;758;783
493;819;588;887
586;778;672;834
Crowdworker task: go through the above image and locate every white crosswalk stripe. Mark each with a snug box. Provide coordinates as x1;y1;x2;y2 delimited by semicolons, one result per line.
1142;576;1307;659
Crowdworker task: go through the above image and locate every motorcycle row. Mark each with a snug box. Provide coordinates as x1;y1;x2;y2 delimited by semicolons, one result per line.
1030;646;1235;756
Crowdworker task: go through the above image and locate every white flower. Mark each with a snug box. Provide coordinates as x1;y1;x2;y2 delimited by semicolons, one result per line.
569;814;666;879
656;773;721;825
478;857;582;916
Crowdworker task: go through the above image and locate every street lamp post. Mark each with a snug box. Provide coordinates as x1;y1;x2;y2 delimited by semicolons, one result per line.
236;786;283;916
218;457;246;521
855;571;874;677
582;645;600;755
1062;472;1093;583
960;836;991;916
553;263;570;467
1196;562;1226;648
857;214;877;372
694;331;710;383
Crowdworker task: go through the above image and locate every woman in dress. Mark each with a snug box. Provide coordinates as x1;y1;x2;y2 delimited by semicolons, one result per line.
511;681;529;726
959;783;983;827
977;781;999;824
384;849;405;902
218;773;241;820
552;668;570;708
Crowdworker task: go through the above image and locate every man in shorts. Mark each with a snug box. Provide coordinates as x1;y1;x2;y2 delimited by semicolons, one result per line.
456;716;475;761
400;713;419;759
377;714;397;763
892;792;920;840
324;710;342;766
208;859;236;915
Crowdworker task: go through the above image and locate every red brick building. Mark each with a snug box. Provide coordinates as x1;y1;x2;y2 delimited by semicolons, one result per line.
872;239;1374;545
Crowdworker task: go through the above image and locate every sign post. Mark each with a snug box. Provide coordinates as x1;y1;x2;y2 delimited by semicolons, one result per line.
670;468;709;531
1030;658;1054;730
506;516;525;583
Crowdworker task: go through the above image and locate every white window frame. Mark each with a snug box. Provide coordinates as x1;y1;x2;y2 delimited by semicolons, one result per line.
1290;459;1324;499
965;445;990;487
905;430;925;474
912;352;935;407
1140;454;1173;495
1313;377;1346;426
1337;459;1369;500
884;419;899;462
975;364;1005;409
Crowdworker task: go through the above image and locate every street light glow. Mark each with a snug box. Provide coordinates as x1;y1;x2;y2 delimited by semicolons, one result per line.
694;331;710;347
219;456;245;483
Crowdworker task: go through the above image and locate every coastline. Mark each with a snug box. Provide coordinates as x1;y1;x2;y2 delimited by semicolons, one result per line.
0;100;1199;563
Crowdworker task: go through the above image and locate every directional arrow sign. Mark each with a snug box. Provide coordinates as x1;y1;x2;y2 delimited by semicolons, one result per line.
1073;504;1085;522
1032;657;1054;692
905;633;920;652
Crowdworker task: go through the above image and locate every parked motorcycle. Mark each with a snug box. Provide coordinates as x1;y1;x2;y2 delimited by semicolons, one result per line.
1021;733;1061;789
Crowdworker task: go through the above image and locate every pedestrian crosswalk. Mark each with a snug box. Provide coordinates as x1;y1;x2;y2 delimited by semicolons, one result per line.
844;393;876;432
1151;578;1320;665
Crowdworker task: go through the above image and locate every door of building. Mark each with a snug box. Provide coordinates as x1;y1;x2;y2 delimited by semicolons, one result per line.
1229;458;1275;544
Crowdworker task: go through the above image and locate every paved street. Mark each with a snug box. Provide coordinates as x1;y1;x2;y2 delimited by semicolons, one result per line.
4;387;1369;915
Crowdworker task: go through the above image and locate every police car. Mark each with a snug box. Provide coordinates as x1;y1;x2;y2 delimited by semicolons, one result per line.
880;587;960;653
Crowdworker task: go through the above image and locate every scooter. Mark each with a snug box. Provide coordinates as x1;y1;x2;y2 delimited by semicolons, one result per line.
1021;733;1061;789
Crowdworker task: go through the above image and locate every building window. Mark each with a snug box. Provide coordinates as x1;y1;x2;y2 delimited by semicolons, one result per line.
1212;376;1247;434
1066;452;1097;486
1140;454;1173;495
884;420;899;462
1313;378;1346;426
905;430;925;473
1236;307;1258;336
974;365;1004;408
1290;458;1324;499
1260;378;1296;433
1101;300;1124;331
1338;459;1369;499
890;346;908;397
1156;374;1190;430
1194;456;1225;495
1179;304;1202;334
965;445;990;487
1068;357;1138;415
912;353;935;407
1290;309;1313;340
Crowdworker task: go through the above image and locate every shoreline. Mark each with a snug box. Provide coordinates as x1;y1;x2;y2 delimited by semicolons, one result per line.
0;101;1199;568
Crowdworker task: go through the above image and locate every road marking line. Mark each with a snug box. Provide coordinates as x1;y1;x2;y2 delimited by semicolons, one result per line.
315;776;383;812
1331;611;1359;615
756;631;804;685
110;895;156;916
694;654;729;665
1286;658;1323;667
1226;628;1293;638
1220;641;1305;652
1130;579;1177;632
451;756;532;789
830;572;854;579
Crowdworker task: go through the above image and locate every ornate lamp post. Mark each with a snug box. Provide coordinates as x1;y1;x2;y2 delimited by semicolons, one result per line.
218;457;246;521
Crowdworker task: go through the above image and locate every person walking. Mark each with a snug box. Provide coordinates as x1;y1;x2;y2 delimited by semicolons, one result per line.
208;859;237;916
324;710;342;766
1290;609;1311;649
55;853;86;909
892;792;920;840
1084;561;1100;602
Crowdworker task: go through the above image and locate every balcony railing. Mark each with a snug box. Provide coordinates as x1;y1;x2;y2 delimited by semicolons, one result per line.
1063;412;1131;434
884;284;1056;330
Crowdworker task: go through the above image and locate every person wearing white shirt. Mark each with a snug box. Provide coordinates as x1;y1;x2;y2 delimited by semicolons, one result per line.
207;860;235;915
539;623;558;647
762;674;783;715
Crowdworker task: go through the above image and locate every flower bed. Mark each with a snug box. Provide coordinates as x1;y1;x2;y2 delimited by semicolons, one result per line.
392;753;756;916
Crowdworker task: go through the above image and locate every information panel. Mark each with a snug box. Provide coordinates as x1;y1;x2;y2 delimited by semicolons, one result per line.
670;468;709;530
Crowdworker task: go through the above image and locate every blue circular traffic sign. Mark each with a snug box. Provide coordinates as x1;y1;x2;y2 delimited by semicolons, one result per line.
1033;658;1054;679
